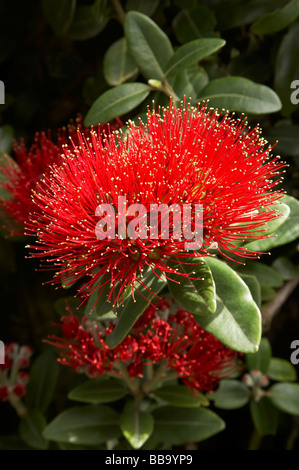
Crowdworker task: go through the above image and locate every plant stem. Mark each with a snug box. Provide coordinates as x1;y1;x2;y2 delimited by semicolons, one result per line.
142;359;169;394
112;0;126;25
113;361;139;394
8;395;27;418
262;277;299;330
146;363;153;381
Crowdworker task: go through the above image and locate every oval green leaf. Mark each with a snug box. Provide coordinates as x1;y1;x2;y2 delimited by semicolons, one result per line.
120;402;154;449
250;397;279;437
152;406;225;445
68;0;109;41
68;378;128;404
272;256;298;281
199;76;282;114
164;38;225;78
211;379;250;409
173;66;209;101
267;358;297;382
126;0;160;16
152;385;209;407
195;258;262;353
172;5;217;44
269;383;299;415
245;195;299;252
42;0;76;36
84;82;150;126
124;11;173;80
167;258;216;316
19;411;48;450
103;37;138;86
236;261;284;288
250;0;299;35
43;405;121;445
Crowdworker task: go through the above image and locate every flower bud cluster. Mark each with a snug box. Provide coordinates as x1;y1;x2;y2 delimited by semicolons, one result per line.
0;343;33;402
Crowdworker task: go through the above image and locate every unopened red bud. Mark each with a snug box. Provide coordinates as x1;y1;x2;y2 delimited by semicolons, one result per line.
0;385;9;401
17;371;30;384
12;383;26;398
242;373;254;387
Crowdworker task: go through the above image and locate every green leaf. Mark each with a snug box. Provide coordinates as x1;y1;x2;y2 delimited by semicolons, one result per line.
42;0;76;36
266;123;299;157
210;379;250;409
152;406;225;445
246;337;272;373
267;358;297;382
167;258;216;316
103;37;138;86
195;258;262;353
242;200;291;242
215;0;286;31
236;261;284;288
274;22;299;116
43;405;121;445
164;38;225;78
199;76;281;114
230;201;290;252
250;397;279;436
105;269;166;348
0;125;14;153
19;411;48;450
250;0;299;35
152;385;209;407
173;67;209;101
84;82;150;126
68;0;108;41
245;195;299;252
24;349;59;413
227;52;272;84
261;285;276;302
272;256;298;281
172;5;217;44
120;402;154;449
239;273;261;308
68;378;128;404
124;11;173;81
269;383;299;415
126;0;160;16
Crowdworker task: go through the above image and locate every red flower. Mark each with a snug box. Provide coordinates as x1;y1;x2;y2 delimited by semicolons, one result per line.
0;116;122;236
26;101;286;307
47;300;240;393
0;342;32;402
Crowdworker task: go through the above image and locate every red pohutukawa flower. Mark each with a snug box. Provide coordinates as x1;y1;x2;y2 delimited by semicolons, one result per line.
26;100;286;307
0;116;122;236
46;300;240;393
